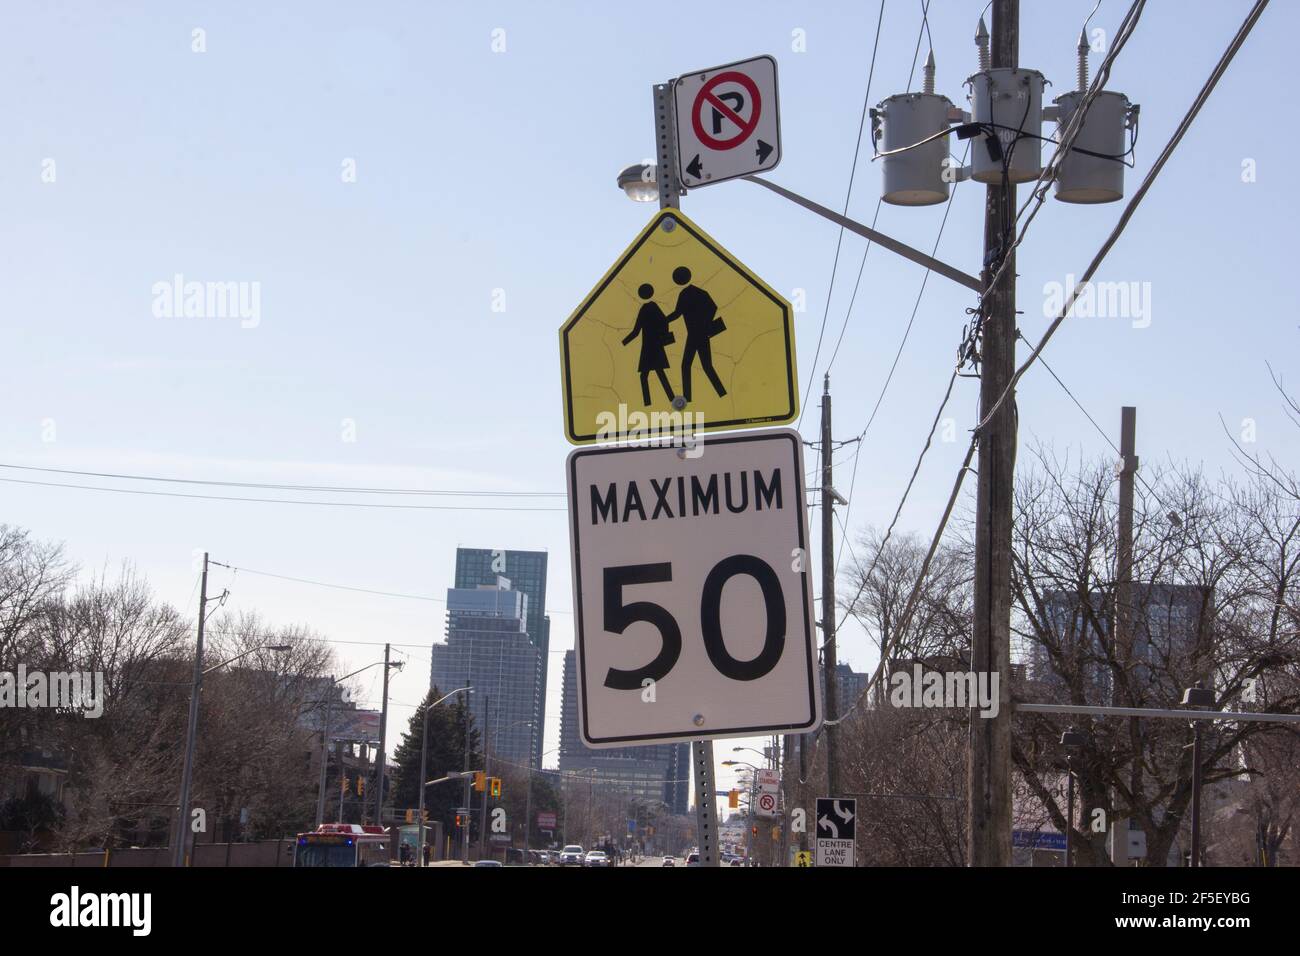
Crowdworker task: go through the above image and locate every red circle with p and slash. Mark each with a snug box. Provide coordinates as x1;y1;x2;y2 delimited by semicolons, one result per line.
691;71;762;151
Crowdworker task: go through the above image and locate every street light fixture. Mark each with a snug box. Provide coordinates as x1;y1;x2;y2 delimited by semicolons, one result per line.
312;659;409;829
173;641;290;867
1181;685;1215;867
1059;726;1084;867
617;163;658;202
417;686;474;866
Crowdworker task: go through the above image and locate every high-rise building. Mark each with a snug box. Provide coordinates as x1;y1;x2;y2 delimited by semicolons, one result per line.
558;650;689;815
821;662;869;713
430;578;541;771
1029;584;1211;704
454;548;550;767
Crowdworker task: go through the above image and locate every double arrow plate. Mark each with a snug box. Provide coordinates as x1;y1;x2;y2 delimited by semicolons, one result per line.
674;54;781;189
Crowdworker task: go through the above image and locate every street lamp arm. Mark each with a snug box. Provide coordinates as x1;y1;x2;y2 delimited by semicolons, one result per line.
201;642;290;676
743;176;983;293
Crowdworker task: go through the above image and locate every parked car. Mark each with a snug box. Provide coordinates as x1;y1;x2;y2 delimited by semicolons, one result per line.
584;850;609;868
558;845;585;866
474;859;503;867
685;851;700;867
662;856;674;867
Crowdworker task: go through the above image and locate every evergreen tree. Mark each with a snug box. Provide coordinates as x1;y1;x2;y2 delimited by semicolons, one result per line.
390;687;479;832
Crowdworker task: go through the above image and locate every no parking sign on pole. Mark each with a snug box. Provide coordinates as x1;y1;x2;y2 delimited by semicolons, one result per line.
674;55;781;188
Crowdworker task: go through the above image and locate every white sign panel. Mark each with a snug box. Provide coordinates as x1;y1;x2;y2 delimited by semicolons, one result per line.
755;791;778;819
756;768;779;791
674;54;781;189
814;798;856;867
568;429;819;747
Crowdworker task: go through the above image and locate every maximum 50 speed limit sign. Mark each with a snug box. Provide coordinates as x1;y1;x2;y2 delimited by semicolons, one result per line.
567;429;821;747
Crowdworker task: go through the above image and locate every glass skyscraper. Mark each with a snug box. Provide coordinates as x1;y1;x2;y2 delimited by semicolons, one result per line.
449;548;551;768
558;650;690;815
430;580;541;772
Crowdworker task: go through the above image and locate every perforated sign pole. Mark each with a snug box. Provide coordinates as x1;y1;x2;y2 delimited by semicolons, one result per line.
653;75;721;870
693;739;719;866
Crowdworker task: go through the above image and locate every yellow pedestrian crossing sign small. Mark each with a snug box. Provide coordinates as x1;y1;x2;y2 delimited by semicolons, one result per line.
795;850;812;867
559;208;798;444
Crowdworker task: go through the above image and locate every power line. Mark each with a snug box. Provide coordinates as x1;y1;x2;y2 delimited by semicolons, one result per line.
1033;345;1175;514
210;562;445;603
205;560;575;614
0;461;563;497
796;0;887;430
0;476;566;512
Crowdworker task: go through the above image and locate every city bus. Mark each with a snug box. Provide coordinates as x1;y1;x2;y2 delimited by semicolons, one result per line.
293;824;391;867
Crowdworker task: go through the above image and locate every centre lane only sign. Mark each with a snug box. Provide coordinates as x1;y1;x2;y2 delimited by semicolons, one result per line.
567;429;820;747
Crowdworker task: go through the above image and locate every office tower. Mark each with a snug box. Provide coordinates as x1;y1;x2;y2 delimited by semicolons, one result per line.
559;650;690;815
430;578;540;771
454;548;550;767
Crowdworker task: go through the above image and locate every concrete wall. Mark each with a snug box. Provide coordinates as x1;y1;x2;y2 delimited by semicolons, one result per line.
0;840;296;867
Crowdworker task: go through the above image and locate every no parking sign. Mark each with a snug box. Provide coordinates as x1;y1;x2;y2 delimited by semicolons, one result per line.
674;55;781;188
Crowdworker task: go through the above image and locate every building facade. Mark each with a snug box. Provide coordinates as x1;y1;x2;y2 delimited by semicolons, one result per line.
558;650;689;814
453;548;550;767
430;579;541;771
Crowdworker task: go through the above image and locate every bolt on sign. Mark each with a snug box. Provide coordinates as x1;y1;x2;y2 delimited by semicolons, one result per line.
559;208;798;445
567;429;820;746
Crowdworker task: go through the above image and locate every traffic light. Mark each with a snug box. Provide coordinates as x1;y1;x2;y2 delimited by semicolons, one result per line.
405;809;414;824
357;776;365;798
728;790;739;809
473;771;486;792
490;777;501;798
454;814;465;828
751;826;758;837
340;777;350;795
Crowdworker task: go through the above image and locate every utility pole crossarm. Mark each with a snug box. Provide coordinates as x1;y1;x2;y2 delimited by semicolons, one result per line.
743;175;983;292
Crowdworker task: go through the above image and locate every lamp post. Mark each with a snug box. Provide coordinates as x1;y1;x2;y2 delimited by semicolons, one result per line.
417;686;473;866
1059;726;1085;867
313;659;406;829
172;638;289;868
1181;686;1215;867
477;718;532;860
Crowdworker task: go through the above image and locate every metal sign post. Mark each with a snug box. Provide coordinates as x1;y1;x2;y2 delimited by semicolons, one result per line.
693;739;720;867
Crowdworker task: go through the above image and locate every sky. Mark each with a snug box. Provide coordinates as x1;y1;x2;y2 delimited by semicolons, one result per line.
1;0;1296;801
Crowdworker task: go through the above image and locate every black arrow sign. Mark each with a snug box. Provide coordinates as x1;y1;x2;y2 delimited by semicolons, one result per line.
686;154;703;179
756;139;774;164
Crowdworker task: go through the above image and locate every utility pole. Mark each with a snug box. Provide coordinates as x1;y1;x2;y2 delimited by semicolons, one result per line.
523;722;535;863
479;694;491;859
820;374;841;797
969;0;1018;867
373;642;391;824
314;678;333;828
460;681;473;863
172;551;210;868
1116;406;1139;864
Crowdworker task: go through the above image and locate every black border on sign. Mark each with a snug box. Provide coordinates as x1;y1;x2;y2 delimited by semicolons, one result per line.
674;53;782;189
560;208;796;443
567;429;818;746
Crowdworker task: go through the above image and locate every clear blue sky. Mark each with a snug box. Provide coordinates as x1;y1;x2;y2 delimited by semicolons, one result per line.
2;1;1295;798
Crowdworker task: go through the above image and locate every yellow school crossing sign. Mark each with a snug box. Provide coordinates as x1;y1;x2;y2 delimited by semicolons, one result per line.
795;850;812;867
559;208;797;444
